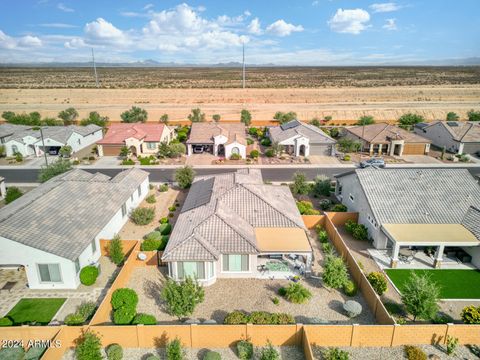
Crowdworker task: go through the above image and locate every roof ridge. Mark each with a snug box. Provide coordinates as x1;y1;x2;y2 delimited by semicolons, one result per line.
215;209;258;251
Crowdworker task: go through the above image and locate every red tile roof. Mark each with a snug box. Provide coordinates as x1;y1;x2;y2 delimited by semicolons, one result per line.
98;123;165;145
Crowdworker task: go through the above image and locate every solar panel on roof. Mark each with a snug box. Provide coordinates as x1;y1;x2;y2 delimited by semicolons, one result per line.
181;177;214;212
446;122;459;127
280;120;300;131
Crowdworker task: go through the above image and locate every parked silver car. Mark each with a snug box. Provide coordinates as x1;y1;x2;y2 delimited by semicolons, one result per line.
360;157;385;168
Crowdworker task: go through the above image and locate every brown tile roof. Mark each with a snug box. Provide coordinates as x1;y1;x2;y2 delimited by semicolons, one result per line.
186;123;246;145
346;123;431;144
98;123;166;145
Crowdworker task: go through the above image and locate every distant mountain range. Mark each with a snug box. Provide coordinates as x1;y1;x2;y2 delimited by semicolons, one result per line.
0;58;479;67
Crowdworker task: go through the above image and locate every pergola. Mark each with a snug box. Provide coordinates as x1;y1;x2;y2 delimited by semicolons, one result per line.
382;224;479;268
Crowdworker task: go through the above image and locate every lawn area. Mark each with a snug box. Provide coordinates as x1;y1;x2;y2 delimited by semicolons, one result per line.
385;269;480;299
6;298;66;325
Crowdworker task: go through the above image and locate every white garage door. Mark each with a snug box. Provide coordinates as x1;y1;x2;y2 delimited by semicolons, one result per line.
309;144;332;156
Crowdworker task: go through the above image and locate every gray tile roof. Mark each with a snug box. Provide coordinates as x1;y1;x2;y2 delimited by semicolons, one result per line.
346;123;430;144
268;120;336;145
462;206;480;240
0;168;148;260
1;124;101;145
421;121;480;143
162;169;306;262
346;168;480;226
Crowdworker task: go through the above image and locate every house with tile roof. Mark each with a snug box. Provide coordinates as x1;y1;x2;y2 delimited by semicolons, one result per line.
0;168;149;289
162;169;313;285
268;120;337;157
0;124;103;157
335;168;480;268
344;123;431;156
414;121;480;155
97;123;174;157
186;123;247;159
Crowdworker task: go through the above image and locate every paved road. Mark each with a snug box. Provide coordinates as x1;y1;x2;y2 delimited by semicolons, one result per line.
1;165;480;184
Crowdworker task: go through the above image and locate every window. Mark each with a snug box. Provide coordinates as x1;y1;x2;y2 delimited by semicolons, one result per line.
222;254;249;272
137;185;141;197
91;240;97;254
121;203;127;217
337;183;343;195
207;261;215;279
231;147;240;155
349;194;354;202
38;264;62;283
74;258;80;274
177;262;205;280
367;214;378;229
77;138;81;145
11;144;18;153
146;142;157;150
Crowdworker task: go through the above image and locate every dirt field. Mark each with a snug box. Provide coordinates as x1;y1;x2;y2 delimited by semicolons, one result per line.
1;86;479;123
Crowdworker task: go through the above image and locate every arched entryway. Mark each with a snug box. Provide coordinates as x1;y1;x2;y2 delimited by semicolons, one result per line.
299;144;306;156
217;144;225;157
129;146;137;157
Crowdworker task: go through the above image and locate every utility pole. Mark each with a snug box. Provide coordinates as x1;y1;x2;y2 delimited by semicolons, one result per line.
92;48;99;88
39;127;48;167
242;42;246;89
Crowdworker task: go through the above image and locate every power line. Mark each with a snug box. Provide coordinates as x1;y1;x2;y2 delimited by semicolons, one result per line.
242;42;246;89
92;48;99;88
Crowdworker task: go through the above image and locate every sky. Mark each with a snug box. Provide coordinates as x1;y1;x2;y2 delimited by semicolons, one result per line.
0;0;479;65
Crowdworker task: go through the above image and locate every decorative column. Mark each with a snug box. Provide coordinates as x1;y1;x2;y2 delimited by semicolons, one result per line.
369;143;374;156
378;144;383;155
390;242;400;268
433;245;445;269
305;253;313;275
187;144;192;156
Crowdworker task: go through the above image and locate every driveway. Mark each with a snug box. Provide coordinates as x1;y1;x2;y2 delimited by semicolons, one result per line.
308;155;341;165
185;153;218;166
93;156;122;167
399;155;442;164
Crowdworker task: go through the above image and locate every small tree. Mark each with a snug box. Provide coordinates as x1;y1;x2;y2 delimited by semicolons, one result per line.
398;113;424;130
367;272;388;296
240;109;252;126
270;141;284;156
109;235;124;265
188;108;205;123
4;187;23;204
160;113;169;124
38;159;72;183
59;145;73;158
161;276;205;319
309;118;321;127
467;109;480;122
80;111;109;127
273;111;296;124
175;166;195;189
324;115;333;122
166;338;185;360
58;107;79;125
119;146;130;158
446;112;459;121
356;115;375;126
121;106;148;123
401;272;440;321
291;172;310;195
312;175;331;197
323;254;349;289
212;114;221;122
75;330;102;360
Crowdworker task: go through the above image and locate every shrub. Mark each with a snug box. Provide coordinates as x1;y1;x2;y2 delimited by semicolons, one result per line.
247;138;254;145
272;297;280;305
113;306;136;325
146;194;156;204
250;149;259;158
130;207;155;225
330;204;347;212
398;113;425;130
59;145;73;157
106;344;123;360
132;313;157;325
259;342;279;360
367;272;388;296
277;287;287;297
175;166;195;189
283;282;312;304
203;351;221;360
249;311;272;324
312;175;331;197
401;273;440;322
343;300;362;318
65;312;86;326
161;277;205;319
159;184;169;192
271;313;295;324
343;280;357;297
260;138;271;146
75;330;102;360
157;223;172;235
14;152;23;162
168;205;176;212
345;220;356;233
404;345;427;360
237;339;253;360
322;242;333;254
111;288;139;310
318;230;329;243
109;235;124;265
78;301;96;320
224;311;249;324
166;338;185;360
291;172;310;195
319;199;331;210
121;159;135;165
322;347;350;360
121;106;147;123
230;153;241;160
0;317;13;326
384;302;405;317
461;305;480;324
159;217;169;224
343;154;351;161
467;109;480;122
265;148;275;157
4;187;23;204
141;233;168;251
323;254;349;289
38;159;72;182
79;266;99;286
446;335;458;356
344;220;369;241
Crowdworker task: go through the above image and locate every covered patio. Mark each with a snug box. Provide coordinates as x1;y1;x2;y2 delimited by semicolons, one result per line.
380;224;479;269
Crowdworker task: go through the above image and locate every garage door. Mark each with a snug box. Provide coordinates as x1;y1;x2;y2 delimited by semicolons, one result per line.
102;145;123;156
403;143;427;155
309;144;332;156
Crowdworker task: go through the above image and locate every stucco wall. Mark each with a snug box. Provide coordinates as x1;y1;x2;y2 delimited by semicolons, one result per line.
67;129;103;153
414;122;460;153
225;141;246;159
5;139;34;157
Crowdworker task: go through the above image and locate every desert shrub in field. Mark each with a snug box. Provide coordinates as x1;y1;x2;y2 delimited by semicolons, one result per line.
312;175;332;197
343;280;357;297
161;277;204;319
240;109;252;126
461;305;480;324
188;108;205;123
38;159;72;182
157;223;172;235
4;187;23;204
58;107;79;125
80;266;99;286
212;114;220;122
113;306;136;325
80;111;109;127
130;207;155;225
230;153;241;160
160;113;169;124
250;149;259;158
323;254;349;289
398;113;424;130
356;115;375;125
273;111;296;124
237;339;253;360
259;342;279;360
224;311;249;324
166;338;185;360
291;172;310;195
330;204;347;212
109;235;124;265
121;106;147;123
467;109;480;122
367;272;388;296
106;344;123;360
446;112;459;121
283;283;312;304
111;288;139;310
146;194;156;204
401;273;439;322
203;351;221;360
404;346;427;360
272;297;280;305
175;166;195;189
159;183;169;192
75;330;102;360
322;347;350;360
132;313;157;325
0;317;13;326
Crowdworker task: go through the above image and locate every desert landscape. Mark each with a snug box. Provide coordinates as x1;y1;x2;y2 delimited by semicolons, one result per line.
0;67;479;123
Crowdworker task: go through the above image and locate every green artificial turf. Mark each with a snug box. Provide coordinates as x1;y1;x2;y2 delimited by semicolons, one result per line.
385;269;480;299
6;298;66;325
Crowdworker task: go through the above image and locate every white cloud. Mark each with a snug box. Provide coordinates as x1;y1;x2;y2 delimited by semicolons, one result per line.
383;18;397;31
57;3;74;12
328;8;370;34
247;18;262;35
312;1;319;6
370;3;401;13
84;18;129;46
244;10;251;17
0;30;42;49
266;20;303;37
39;23;77;28
64;37;86;49
18;35;42;47
143;3;154;10
0;30;17;49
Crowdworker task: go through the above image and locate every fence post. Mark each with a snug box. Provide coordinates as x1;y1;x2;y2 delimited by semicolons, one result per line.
390;324;398;346
350;324;358;346
444;323;453;345
296;324;303;346
136;324;144;347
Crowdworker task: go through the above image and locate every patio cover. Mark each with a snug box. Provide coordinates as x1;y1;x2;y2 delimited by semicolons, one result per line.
255;228;312;253
382;224;479;246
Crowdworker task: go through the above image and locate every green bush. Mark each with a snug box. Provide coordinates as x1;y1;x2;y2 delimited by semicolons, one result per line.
75;331;102;360
272;297;279;305
223;311;294;325
322;242;333;254
113;306;136;325
237;340;253;360
323;254;349;289
111;288;139;310
157;223;172;235
278;287;287;297
230;153;241;160
130;207;155;225
330;204;347;212
158;184;169;192
318;230;329;243
250;149;259;158
223;311;249;324
259;342;279;360
296;201;320;215
344;220;369;241
161;277;205;319
159;217;169;224
203;351;221;360
132;313;157;325
146;194;156;204
270;313;295;324
79;266;99;286
0;317;13;326
38;159;72;182
64;313;85;326
121;159;135;165
404;345;427;360
322;347;350;360
344;219;356;233
249;311;272;325
343;155;351;161
0;347;25;359
4;187;23;204
260;138;271;146
141;234;168;251
78;301;96;320
109;235;124;265
283;283;312;304
319;199;331;210
461;305;480;324
312;175;332;197
265;148;275;157
367;272;388;296
166;338;184;360
343;280;357;297
106;344;123;360
168;205;176;212
175;166;195;189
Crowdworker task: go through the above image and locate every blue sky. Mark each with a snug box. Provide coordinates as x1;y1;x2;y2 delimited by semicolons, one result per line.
0;0;479;64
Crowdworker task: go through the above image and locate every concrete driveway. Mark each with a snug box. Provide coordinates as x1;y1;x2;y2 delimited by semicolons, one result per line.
308;155;341;165
399;155;443;164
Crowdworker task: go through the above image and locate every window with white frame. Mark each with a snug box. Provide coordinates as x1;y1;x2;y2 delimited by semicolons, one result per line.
37;263;62;283
121;203;127;217
177;262;205;280
74;258;80;274
146;142;157;150
367;214;378;228
222;254;249;272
